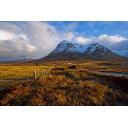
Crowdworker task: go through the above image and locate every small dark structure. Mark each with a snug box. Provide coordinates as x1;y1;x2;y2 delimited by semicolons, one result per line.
53;67;65;71
67;65;77;69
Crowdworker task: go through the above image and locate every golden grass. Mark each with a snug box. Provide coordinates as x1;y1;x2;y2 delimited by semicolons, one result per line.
0;76;128;106
0;65;52;79
0;60;127;105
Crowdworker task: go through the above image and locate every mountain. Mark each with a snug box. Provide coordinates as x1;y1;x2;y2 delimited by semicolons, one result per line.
112;49;128;57
102;40;128;57
41;40;127;61
13;57;38;63
0;56;38;63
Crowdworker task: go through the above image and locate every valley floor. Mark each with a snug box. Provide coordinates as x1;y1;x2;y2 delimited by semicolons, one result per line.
0;60;128;106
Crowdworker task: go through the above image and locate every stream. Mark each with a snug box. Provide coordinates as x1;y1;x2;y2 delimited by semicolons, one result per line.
95;71;128;77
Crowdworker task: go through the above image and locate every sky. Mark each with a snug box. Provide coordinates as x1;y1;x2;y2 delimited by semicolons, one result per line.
0;21;128;60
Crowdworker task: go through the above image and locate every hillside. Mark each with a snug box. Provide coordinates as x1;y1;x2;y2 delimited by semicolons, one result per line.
41;40;127;61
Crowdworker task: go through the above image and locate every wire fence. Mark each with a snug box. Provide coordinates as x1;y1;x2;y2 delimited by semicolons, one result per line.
0;68;52;81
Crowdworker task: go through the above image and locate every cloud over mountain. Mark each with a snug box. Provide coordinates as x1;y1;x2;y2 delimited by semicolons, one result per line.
0;21;128;61
74;34;127;44
0;22;60;60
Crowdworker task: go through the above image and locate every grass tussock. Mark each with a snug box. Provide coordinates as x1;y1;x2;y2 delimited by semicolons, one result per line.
0;61;128;106
0;75;128;106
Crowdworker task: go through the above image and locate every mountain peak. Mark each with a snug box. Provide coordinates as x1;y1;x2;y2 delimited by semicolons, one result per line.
58;40;73;46
60;40;72;44
89;43;106;48
42;40;126;61
86;43;109;54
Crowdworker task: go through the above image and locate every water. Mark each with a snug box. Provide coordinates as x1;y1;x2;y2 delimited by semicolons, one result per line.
95;71;128;77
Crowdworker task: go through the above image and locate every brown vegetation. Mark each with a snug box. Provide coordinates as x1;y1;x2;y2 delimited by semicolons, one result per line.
0;60;128;106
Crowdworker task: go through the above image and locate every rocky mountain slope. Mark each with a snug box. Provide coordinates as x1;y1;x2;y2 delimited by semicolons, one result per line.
42;40;127;61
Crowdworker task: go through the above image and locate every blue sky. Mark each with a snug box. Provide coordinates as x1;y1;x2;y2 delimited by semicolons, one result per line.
48;21;128;37
0;21;128;60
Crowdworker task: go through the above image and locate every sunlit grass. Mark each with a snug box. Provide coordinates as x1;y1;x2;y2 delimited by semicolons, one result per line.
0;65;52;79
0;60;128;105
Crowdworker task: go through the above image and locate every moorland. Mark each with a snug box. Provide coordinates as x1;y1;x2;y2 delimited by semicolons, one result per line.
0;60;128;106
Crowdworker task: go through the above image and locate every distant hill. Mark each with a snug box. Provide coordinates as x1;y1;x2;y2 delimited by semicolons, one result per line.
0;57;38;63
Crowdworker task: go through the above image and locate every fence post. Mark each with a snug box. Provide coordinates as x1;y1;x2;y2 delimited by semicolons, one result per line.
33;71;37;80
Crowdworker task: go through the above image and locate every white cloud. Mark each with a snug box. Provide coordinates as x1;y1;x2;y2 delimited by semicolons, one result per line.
0;29;17;40
98;34;127;43
63;32;75;41
0;21;60;59
74;34;127;47
0;40;37;55
75;36;93;44
0;21;127;60
0;27;36;57
0;22;22;33
11;41;37;53
0;29;29;41
18;34;29;41
24;21;60;57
